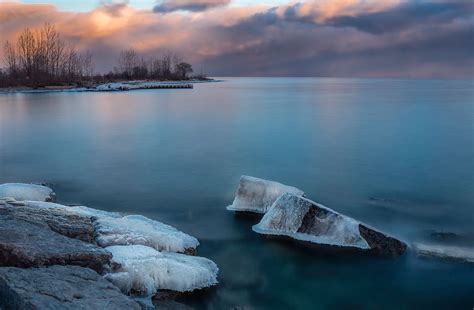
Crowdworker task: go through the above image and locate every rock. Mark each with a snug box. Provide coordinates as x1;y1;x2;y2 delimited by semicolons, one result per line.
252;193;407;256
0;183;56;202
104;245;218;296
0;203;95;242
0;265;141;309
21;200;123;219
226;176;304;213
413;243;474;263
94;215;199;254
0;218;111;273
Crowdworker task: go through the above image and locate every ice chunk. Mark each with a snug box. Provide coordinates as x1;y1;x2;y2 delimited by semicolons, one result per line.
414;243;474;263
94;215;199;254
226;176;304;213
105;245;218;295
22;201;122;219
0;183;55;202
253;193;407;255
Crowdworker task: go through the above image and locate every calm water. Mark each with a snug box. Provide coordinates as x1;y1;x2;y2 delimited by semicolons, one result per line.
0;78;473;309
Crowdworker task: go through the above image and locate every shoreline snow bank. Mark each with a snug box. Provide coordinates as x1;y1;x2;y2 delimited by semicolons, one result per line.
105;245;218;295
94;215;199;254
227;175;304;213
0;183;56;202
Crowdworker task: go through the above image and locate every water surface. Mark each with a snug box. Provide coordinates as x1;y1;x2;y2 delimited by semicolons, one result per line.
1;78;473;309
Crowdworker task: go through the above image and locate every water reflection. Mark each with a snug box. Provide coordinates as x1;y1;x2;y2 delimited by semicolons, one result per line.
0;78;473;309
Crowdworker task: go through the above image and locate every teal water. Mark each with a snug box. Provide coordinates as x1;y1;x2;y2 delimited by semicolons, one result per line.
0;78;473;309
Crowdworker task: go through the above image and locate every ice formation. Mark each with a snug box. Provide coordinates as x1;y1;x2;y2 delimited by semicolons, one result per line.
95;81;192;91
94;215;199;253
226;176;304;213
0;183;55;202
22;201;122;219
414;243;474;263
253;193;370;249
105;245;218;295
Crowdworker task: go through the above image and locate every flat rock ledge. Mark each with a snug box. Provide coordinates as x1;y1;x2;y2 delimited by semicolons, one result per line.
0;265;141;309
0;183;219;309
0;216;111;273
253;193;407;256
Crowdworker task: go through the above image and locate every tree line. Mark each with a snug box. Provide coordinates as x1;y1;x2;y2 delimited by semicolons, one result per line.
0;24;199;88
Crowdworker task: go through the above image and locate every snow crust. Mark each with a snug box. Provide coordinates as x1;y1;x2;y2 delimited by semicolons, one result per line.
94;215;199;253
105;245;218;295
0;183;55;202
22;201;122;218
226;176;304;213
414;243;474;263
253;193;370;249
95;81;192;91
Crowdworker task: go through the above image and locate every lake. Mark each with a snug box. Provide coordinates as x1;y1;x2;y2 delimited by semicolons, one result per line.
0;78;473;309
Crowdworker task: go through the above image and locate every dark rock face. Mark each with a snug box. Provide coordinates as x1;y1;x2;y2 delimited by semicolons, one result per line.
0;265;141;310
359;224;407;256
0;218;111;273
0;204;95;243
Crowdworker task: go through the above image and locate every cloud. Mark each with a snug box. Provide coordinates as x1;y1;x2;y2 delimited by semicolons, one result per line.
0;0;472;78
153;0;230;13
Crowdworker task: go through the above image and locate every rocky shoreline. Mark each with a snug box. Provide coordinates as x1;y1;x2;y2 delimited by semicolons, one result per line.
0;79;219;95
0;183;218;309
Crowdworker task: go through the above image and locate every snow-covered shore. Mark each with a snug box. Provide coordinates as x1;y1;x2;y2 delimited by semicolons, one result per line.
0;183;218;309
0;79;219;94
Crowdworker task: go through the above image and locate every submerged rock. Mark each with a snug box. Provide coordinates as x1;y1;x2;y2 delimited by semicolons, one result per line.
413;243;474;263
226;176;304;213
0;265;141;309
94;215;199;254
0;203;95;242
0;218;111;273
104;245;218;296
0;183;56;202
253;193;407;256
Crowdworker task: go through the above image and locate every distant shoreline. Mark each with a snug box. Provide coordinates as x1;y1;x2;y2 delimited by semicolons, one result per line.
0;78;220;94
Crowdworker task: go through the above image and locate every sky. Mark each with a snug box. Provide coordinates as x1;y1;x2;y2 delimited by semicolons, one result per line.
1;0;473;78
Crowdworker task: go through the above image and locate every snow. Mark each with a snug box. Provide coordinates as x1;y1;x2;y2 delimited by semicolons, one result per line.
105;245;218;295
22;201;122;218
252;193;370;249
414;243;474;263
226;176;304;213
95;81;192;91
0;183;55;202
94;215;199;253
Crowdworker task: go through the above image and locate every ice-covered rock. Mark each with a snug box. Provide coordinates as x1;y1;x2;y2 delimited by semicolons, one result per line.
253;193;407;256
24;200;122;219
105;245;218;295
414;243;474;263
226;176;304;213
94;215;199;254
0;183;56;202
0;266;141;309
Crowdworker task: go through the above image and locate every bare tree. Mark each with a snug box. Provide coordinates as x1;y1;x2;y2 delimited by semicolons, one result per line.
118;49;138;78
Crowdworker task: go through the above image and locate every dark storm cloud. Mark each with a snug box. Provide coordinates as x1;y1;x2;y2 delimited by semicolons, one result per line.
153;0;230;13
326;0;474;34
